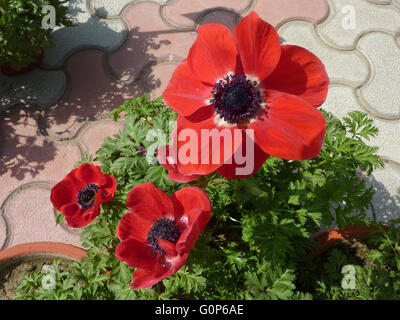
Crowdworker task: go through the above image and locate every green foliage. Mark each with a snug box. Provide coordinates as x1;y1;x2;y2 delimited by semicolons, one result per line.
14;96;388;300
244;258;298;300
0;0;73;69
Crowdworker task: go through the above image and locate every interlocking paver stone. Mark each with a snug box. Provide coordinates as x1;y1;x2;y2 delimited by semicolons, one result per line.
317;0;400;49
278;20;369;87
0;69;67;111
108;2;197;82
323;84;400;163
3;186;82;249
79;119;125;158
148;61;179;100
249;0;329;27
358;32;400;120
41;0;127;69
46;50;139;140
91;0;170;18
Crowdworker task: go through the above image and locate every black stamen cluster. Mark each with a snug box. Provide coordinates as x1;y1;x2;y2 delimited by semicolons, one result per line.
210;74;262;123
77;184;99;209
147;218;181;255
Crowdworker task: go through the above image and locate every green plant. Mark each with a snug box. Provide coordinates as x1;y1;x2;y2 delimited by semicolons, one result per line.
14;95;386;300
0;0;73;70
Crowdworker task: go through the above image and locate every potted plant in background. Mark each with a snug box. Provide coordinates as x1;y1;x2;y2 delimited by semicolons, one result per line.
0;0;73;76
0;242;86;300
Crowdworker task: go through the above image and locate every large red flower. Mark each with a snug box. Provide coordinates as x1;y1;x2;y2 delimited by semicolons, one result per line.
115;182;212;289
160;11;329;180
50;163;117;228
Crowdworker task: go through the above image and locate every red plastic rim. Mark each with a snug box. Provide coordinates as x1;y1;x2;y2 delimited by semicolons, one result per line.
0;242;86;262
311;225;388;258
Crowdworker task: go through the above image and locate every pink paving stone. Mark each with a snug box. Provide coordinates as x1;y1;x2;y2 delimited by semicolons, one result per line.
163;0;252;28
3;187;83;249
250;0;329;27
148;62;180;100
46;50;143;141
108;2;197;82
0;106;83;207
79;119;125;160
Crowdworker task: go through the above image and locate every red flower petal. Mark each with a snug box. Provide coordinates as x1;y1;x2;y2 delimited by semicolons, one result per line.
157;238;178;257
60;202;99;228
50;179;77;211
234;11;281;82
216;132;270;179
157;139;203;183
101;174;117;202
168;170;202;183
171;187;212;224
116;211;154;242
73;163;107;186
175;109;239;176
186;23;239;85
126;182;174;221
157;145;176;172
176;208;212;253
130;268;161;290
130;252;189;289
115;238;159;269
262;45;329;108
250;92;326;160
163;60;214;117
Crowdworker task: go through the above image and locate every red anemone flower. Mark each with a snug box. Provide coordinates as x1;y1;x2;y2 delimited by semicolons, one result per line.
161;11;329;180
50;163;117;228
115;182;212;289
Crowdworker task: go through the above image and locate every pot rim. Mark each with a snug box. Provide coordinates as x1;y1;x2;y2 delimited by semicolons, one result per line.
311;225;388;258
0;241;86;263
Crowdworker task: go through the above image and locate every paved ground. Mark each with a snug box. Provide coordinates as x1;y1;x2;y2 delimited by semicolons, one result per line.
0;0;399;250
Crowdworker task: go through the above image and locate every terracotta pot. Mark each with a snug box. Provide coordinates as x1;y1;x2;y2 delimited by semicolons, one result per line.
0;242;86;271
1;50;44;76
311;225;388;258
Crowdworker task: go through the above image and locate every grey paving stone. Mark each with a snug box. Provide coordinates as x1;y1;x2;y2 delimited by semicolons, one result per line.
317;0;400;49
358;31;400;120
0;69;67;111
278;20;369;87
41;0;127;68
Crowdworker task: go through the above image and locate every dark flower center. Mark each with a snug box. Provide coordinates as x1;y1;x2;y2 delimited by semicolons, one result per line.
210;74;262;123
146;217;181;255
77;184;99;209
